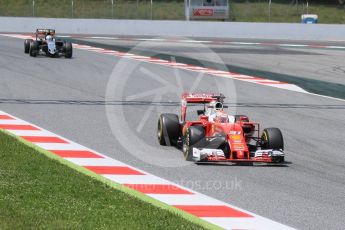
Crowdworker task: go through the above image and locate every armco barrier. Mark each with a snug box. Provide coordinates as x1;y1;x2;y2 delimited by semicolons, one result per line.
0;17;345;41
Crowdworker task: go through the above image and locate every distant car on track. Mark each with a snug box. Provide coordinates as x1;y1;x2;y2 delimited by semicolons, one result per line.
157;93;285;164
24;29;72;58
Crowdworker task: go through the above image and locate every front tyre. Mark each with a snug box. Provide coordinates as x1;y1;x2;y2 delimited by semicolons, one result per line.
183;126;205;161
157;113;180;146
234;115;249;122
261;128;284;150
64;41;73;58
24;39;33;53
29;41;39;57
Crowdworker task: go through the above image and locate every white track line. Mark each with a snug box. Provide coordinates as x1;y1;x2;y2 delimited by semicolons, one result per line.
66;158;128;166
149;194;226;206
104;174;173;185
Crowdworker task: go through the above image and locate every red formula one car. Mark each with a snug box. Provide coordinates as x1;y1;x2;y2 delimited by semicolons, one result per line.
157;93;285;164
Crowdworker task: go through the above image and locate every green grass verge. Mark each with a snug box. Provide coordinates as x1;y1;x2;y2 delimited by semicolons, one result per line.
0;129;219;229
0;0;344;23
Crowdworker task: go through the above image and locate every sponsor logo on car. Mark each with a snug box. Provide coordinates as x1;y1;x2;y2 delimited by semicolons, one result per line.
230;134;242;140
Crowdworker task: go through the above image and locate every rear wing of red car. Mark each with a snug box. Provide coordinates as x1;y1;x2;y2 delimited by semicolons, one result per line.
180;92;225;121
181;93;225;104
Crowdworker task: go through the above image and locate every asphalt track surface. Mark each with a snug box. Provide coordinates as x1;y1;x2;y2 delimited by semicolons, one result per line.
1;35;345;230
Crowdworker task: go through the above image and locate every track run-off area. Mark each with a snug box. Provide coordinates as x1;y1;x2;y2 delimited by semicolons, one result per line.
0;34;344;230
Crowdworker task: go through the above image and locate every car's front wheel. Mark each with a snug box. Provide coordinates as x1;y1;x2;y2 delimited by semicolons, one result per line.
29;41;39;57
64;41;73;58
24;39;33;53
261;128;284;150
157;113;180;146
183;126;205;161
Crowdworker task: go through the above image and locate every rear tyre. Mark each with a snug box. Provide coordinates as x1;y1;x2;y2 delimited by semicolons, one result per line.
235;115;254;135
234;115;249;122
183;126;205;161
64;41;73;58
261;128;284;150
24;39;33;53
157;114;180;146
29;41;39;57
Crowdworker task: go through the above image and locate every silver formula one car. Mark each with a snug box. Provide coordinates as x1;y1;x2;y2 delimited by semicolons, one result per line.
24;29;72;58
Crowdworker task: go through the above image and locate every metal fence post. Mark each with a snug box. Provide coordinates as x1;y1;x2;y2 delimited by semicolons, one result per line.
111;0;114;19
185;0;190;21
306;0;309;14
71;0;74;18
268;0;271;22
32;0;35;17
150;0;153;20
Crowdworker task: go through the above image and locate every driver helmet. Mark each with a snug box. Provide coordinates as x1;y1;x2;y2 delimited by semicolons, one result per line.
215;101;223;110
208;101;223;111
46;35;53;41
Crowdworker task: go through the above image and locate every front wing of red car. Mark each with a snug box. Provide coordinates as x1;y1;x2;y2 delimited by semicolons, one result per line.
192;148;285;164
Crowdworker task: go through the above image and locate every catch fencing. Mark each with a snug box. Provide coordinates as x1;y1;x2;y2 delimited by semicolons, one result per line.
0;0;343;23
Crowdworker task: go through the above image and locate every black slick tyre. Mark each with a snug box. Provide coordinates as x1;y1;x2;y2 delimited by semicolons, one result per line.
64;41;73;58
182;126;205;161
24;39;33;53
157;113;180;146
261;128;284;150
29;41;39;57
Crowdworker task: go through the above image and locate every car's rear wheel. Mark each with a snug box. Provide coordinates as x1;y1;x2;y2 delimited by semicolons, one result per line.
183;126;205;161
24;39;33;53
157;113;180;146
234;115;249;122
261;128;284;150
64;41;73;58
235;115;254;135
29;41;39;57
